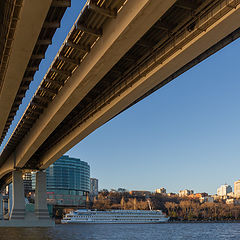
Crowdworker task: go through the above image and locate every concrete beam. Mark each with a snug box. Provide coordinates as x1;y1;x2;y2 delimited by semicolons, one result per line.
0;0;52;141
50;68;72;77
31;54;45;60
88;3;117;18
38;3;240;168
0;155;15;180
43;21;60;28
175;1;196;11
66;41;90;53
52;0;71;8
37;39;52;45
12;0;177;169
76;24;102;37
44;78;65;87
58;55;80;65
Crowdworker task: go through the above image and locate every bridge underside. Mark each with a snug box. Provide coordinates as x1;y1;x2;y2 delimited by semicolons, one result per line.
0;0;240;185
0;0;176;180
0;0;70;145
29;0;240;169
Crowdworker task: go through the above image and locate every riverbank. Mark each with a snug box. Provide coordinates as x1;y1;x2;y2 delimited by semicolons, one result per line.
55;218;240;224
168;220;240;223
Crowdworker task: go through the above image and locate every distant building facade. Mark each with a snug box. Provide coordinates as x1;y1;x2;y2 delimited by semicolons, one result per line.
156;188;166;194
167;193;177;197
188;193;208;199
234;180;240;197
33;155;90;206
117;188;128;193
217;184;232;196
90;178;98;197
129;191;151;196
23;172;32;195
199;196;214;203
179;189;194;197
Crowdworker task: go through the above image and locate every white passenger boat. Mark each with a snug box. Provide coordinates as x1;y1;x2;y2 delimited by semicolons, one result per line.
61;209;169;224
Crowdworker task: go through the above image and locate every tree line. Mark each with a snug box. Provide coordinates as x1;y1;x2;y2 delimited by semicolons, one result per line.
165;201;240;221
89;191;240;221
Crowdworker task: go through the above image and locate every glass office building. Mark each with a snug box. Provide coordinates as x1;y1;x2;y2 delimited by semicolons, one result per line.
33;155;90;206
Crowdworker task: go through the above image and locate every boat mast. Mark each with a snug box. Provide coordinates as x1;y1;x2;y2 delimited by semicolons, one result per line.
147;198;152;211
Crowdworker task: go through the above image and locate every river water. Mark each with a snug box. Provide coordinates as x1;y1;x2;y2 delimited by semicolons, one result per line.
1;223;240;240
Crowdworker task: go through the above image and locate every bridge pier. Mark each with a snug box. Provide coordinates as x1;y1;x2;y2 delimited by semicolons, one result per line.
0;170;54;227
10;170;25;220
35;171;49;220
8;197;11;217
0;193;3;220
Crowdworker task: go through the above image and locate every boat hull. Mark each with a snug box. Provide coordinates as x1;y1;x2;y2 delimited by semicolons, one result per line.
61;218;169;224
61;209;169;224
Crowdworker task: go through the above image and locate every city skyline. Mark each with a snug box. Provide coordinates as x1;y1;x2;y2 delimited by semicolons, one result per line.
92;178;240;196
39;153;240;196
1;0;240;195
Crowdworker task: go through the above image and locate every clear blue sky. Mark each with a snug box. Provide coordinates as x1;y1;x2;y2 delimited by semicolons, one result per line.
1;1;240;195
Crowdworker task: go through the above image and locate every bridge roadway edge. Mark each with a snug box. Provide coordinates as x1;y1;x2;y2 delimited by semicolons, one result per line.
0;0;52;143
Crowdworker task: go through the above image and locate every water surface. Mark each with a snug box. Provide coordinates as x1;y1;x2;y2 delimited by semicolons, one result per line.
1;223;240;240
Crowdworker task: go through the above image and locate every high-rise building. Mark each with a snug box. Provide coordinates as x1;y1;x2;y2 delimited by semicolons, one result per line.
32;155;90;206
234;180;240;197
217;184;232;196
90;178;98;197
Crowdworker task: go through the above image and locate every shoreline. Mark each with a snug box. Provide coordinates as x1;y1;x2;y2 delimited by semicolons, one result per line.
56;220;240;224
168;220;240;224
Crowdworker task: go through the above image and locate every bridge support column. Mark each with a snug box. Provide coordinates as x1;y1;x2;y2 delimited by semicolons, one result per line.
10;170;25;220
0;171;54;227
35;171;49;220
8;198;11;218
0;193;3;220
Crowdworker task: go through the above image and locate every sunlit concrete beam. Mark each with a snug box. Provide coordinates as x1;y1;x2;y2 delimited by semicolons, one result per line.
50;68;72;77
58;55;80;65
66;41;90;53
88;3;117;18
76;24;102;37
0;0;52;143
